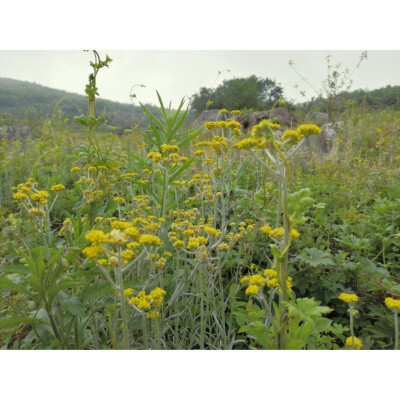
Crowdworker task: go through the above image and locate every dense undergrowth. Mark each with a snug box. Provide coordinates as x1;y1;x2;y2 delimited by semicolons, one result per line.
1;54;400;350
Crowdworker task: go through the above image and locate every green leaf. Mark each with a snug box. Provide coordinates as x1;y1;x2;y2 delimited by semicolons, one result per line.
0;317;47;331
270;244;282;259
0;277;41;304
169;159;196;182
297;248;335;267
60;295;85;318
285;297;332;323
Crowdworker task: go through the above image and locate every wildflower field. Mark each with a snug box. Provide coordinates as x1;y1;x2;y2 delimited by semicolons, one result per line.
1;53;400;350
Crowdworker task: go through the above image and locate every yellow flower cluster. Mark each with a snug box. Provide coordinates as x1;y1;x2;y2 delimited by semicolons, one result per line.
203;226;217;236
50;184;65;192
241;267;293;296
195;135;228;155
252;120;280;138
233;138;259;150
281;129;304;145
147;151;162;163
113;197;125;204
29;208;46;217
161;144;180;153
259;226;300;239
138;234;162;247
338;293;359;306
204;120;241;132
345;336;363;350
127;287;167;315
384;297;400;312
31;190;50;205
296;124;321;137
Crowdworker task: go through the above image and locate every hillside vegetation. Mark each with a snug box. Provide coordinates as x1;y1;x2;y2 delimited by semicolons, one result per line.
1;54;400;350
0;77;162;133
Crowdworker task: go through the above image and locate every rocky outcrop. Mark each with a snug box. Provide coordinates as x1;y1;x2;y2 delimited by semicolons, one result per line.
299;123;338;161
193;107;294;131
236;107;294;131
193;109;231;125
0;125;33;140
304;111;329;127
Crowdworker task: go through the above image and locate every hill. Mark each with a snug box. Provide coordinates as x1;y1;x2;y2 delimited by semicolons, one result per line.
0;77;162;133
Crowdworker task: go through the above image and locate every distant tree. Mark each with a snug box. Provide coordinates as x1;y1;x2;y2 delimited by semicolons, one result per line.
190;75;284;114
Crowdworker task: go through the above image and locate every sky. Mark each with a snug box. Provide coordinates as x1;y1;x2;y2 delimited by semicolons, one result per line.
1;50;399;108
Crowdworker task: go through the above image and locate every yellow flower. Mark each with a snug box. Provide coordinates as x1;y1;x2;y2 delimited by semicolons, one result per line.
270;227;285;237
13;192;27;200
146;311;160;319
241;276;251;285
231;110;241;115
71;166;80;173
147;151;162;163
249;274;267;287
291;229;300;239
124;226;140;240
85;229;108;245
111;221;132;230
263;269;278;278
203;226;217;236
107;229;128;246
113;197;125;204
173;240;185;249
121;250;135;261
187;237;200;250
139;234;162;247
29;208;46;217
124;288;134;298
385;297;400;312
345;336;363;350
50;184;65;192
296;124;321;137
219;109;228;115
150;287;166;307
260;226;272;235
338;293;359;306
245;285;259;295
82;244;105;259
233;138;259;150
31;191;50;203
281;129;304;145
161;144;180;153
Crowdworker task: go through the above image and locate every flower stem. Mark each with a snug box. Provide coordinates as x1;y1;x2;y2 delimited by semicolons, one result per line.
349;306;355;350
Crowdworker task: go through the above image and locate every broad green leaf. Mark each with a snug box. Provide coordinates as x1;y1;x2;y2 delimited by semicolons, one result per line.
0;317;47;331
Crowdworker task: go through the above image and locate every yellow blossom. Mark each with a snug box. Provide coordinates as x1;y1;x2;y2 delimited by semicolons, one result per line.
124;288;134;298
139;234;162;247
50;184;65;192
345;336;363;350
338;293;359;306
385;297;400;312
245;285;259;295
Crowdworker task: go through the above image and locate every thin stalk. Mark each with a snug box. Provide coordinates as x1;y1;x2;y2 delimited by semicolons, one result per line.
199;264;205;349
117;249;129;349
142;314;149;349
349;306;355;350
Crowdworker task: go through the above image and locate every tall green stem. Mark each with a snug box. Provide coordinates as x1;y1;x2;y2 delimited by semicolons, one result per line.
118;248;129;349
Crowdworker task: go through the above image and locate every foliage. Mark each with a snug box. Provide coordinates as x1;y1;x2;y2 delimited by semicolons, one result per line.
190;75;284;114
1;53;400;350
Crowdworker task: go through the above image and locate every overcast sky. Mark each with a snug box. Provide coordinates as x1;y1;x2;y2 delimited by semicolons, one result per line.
1;50;399;108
